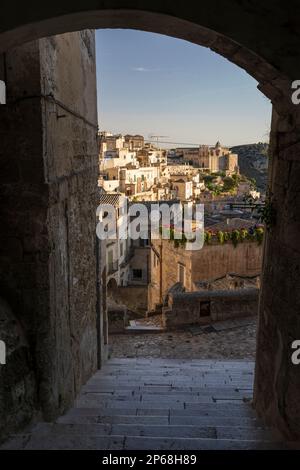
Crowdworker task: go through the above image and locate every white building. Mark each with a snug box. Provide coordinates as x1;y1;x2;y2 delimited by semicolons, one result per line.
98;193;131;287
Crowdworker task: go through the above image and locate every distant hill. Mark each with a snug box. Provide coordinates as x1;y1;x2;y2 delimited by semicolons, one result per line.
230;143;269;192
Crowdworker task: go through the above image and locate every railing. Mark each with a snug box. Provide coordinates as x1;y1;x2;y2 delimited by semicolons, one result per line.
228;202;265;210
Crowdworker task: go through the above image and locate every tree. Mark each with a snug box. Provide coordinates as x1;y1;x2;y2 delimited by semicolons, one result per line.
222;176;236;192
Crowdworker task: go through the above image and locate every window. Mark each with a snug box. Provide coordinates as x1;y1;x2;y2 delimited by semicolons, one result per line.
178;263;185;286
139;238;148;247
132;269;142;279
200;301;211;317
120;242;123;257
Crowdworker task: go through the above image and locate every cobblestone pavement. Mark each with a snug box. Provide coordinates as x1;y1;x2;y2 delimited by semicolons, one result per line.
109;317;257;360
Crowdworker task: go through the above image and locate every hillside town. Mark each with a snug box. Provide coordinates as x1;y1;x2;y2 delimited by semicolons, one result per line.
97;132;266;336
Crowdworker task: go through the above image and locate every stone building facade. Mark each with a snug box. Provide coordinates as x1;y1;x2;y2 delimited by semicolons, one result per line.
181;142;239;175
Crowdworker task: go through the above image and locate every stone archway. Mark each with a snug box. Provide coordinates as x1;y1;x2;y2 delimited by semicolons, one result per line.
0;2;300;440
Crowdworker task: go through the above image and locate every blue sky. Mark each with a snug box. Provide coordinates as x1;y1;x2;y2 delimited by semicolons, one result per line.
96;29;271;147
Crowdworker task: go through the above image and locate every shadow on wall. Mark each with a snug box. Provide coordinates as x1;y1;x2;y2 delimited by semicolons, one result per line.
0;297;37;442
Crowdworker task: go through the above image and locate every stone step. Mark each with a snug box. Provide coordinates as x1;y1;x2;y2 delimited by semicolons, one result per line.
57;414;170;425
75;398;252;408
2;358;284;451
78;395;251;406
82;385;253;395
29;422;277;442
125;325;164;333
81;386;253;400
85;383;253;392
1;434;287;450
99;362;255;368
94;364;255;372
106;358;254;366
57;412;261;428
86;379;254;388
122;436;287;451
0;434;124;450
71;403;257;418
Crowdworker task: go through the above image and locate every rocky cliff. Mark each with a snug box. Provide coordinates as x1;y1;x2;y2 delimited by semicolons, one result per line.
230;143;268;192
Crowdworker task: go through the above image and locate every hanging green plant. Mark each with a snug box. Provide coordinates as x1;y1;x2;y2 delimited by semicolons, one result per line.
231;229;240;247
255;227;264;245
258;193;276;230
240;228;248;241
217;231;225;244
204;231;212;244
224;231;230;242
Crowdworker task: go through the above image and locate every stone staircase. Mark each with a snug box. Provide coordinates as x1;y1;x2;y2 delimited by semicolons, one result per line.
1;358;290;449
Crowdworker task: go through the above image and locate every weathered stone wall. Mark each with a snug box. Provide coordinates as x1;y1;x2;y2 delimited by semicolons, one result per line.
254;109;300;440
114;285;149;314
0;40;49;440
163;289;258;328
0;298;37;443
150;239;262;310
0;30;99;439
39;32;99;418
191;241;262;282
108;307;128;334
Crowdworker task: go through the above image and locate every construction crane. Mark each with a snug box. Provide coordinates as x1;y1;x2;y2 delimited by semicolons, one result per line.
148;135;169;147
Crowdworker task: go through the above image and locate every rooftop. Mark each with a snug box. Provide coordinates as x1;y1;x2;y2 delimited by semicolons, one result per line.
98;193;124;206
205;218;257;232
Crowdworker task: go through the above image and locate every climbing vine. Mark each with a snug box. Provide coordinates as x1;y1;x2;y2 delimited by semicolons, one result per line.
258;198;276;230
203;226;264;248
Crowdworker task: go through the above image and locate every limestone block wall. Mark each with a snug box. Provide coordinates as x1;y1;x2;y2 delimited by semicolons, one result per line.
191;241;262;281
0;298;37;443
150;239;263;309
39;32;99;417
254;109;300;440
160;240;193;293
108;307;128;334
114;285;149;314
0;30;99;439
163;289;258;328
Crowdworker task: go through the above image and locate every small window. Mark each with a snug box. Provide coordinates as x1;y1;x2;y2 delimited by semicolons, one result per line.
120;242;123;257
132;269;142;279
